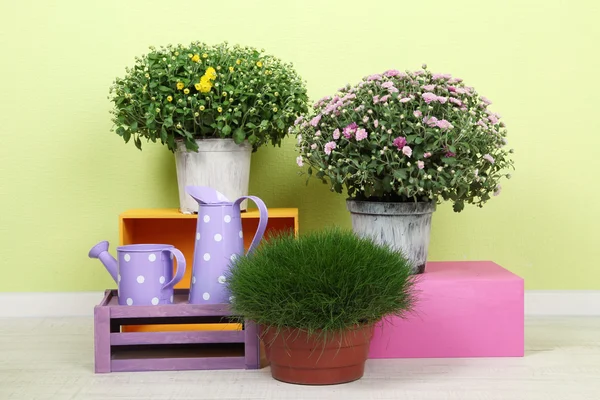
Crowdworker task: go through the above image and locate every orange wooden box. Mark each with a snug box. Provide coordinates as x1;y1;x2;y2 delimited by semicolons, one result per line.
119;208;298;333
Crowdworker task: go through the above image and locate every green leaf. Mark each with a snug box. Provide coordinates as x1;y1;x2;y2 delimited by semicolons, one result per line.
453;201;465;212
116;127;125;137
246;122;257;129
233;128;246;144
393;169;407;180
123;130;131;143
130;121;138;132
222;125;232;136
164;117;173;128
160;127;168;143
248;134;259;145
159;86;172;92
134;136;142;150
276;119;285;130
441;157;457;165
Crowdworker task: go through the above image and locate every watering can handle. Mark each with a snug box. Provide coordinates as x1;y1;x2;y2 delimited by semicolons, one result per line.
161;248;186;290
234;196;269;255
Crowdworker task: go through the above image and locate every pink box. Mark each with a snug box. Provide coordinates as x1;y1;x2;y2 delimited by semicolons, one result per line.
369;261;524;359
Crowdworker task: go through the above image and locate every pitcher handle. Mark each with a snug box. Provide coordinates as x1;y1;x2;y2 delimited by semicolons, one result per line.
162;248;186;290
234;196;269;255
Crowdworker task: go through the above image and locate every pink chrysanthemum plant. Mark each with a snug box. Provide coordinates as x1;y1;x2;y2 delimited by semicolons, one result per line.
292;65;515;212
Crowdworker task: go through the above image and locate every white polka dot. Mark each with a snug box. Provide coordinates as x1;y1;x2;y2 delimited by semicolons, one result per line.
126;298;133;306
203;253;211;261
170;295;174;303
229;296;235;302
148;254;156;262
137;275;145;284
159;276;165;284
196;232;201;241
214;233;222;242
239;230;243;238
192;276;196;284
124;254;131;262
224;215;231;223
203;292;210;300
218;276;226;284
151;297;159;305
230;254;238;262
118;274;121;282
203;215;210;223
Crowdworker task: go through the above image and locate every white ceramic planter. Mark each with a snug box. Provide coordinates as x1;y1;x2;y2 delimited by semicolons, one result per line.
346;200;436;274
175;138;252;214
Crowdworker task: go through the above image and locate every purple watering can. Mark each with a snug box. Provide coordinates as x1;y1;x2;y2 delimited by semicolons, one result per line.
186;186;268;304
89;241;186;306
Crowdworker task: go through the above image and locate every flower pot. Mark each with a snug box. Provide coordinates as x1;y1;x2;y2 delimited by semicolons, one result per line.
346;199;436;274
174;138;252;214
261;324;374;385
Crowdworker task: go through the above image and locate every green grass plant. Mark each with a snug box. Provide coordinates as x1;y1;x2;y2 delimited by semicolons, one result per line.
226;227;417;336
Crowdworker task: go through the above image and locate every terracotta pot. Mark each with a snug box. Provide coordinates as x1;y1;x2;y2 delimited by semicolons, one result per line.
261;324;374;385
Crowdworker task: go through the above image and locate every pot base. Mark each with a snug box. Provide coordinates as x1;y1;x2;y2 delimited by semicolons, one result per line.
262;325;373;385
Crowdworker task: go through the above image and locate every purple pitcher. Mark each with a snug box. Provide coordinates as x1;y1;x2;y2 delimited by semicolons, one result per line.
88;241;186;306
186;186;268;304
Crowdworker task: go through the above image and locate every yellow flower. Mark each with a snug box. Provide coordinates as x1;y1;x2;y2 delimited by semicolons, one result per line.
197;75;213;93
167;96;173;102
176;82;184;90
199;105;205;111
204;67;217;80
222;91;228;97
191;54;200;63
195;83;201;91
236;59;241;65
188;54;193;58
273;107;278;112
256;61;263;68
229;66;234;72
217;107;223;113
202;53;208;58
183;88;190;94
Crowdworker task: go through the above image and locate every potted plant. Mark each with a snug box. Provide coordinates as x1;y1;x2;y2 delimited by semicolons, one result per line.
292;65;515;273
225;227;416;385
109;41;309;213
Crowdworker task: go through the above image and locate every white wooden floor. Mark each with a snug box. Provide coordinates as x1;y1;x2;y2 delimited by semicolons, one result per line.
1;317;599;400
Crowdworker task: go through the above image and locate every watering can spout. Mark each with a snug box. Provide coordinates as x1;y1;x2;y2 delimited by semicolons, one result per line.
88;241;119;283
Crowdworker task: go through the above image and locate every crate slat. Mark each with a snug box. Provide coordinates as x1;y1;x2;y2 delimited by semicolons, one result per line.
111;356;246;372
109;303;233;319
111;330;245;346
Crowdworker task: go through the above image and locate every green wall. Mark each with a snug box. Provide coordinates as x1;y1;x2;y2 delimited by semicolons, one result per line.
1;0;599;292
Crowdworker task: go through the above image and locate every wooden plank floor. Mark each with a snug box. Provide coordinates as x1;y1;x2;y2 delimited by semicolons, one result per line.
1;317;599;400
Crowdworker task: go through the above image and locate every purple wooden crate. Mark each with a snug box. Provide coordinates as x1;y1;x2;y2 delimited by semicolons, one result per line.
93;288;260;373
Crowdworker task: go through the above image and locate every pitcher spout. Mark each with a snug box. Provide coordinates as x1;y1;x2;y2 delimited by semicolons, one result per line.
88;241;119;283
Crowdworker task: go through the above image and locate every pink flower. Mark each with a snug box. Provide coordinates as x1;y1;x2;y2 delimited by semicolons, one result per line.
392;136;407;149
373;95;380;104
399;97;412;103
436;119;454;130
422;92;438;104
294;116;304;125
422;84;436;91
362;116;369;123
310;143;317;150
343;122;358;139
296;156;303;167
332;129;340;140
432;73;452;80
413;110;423;118
448;86;457;93
310;115;322;127
455;87;467;95
380;94;391;103
480;96;492;105
483;154;495;164
381;81;394;89
324;141;337;155
423;116;438;127
493;184;502;196
488;115;499;125
449;97;462;106
388;86;399;93
367;74;382;81
423;152;432;158
315;130;321;137
355;129;368;141
402;146;412;157
384;69;401;77
374;119;379;128
437;96;448;104
417;161;425;169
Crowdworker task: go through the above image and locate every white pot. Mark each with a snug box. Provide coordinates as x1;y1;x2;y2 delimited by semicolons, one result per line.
175;138;252;214
346;200;436;274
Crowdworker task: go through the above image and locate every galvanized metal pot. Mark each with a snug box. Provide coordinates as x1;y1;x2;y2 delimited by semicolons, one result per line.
346;199;436;274
175;138;252;214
